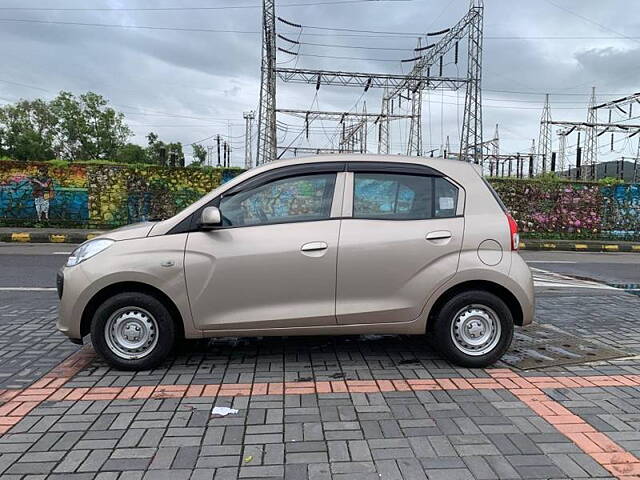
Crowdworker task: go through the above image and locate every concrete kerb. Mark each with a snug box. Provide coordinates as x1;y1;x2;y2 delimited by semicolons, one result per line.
519;238;640;253
0;231;102;244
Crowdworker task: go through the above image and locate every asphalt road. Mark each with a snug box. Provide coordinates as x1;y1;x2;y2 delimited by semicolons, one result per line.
0;243;639;291
520;250;640;287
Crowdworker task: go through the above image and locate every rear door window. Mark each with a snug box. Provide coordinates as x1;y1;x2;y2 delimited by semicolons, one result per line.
353;173;458;220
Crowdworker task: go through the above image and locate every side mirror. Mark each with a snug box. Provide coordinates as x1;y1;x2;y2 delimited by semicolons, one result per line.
200;206;222;229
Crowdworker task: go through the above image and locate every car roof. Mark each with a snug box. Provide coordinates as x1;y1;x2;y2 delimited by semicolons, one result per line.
255;154;481;179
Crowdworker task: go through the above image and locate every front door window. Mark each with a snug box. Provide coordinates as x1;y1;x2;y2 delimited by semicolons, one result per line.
219;173;336;227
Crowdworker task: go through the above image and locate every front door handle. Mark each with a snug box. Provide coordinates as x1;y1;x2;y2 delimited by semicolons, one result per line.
301;241;328;252
426;230;452;241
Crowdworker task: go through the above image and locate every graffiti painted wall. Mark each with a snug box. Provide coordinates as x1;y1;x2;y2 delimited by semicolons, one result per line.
0;163;89;224
491;179;640;240
1;160;639;239
0;161;243;228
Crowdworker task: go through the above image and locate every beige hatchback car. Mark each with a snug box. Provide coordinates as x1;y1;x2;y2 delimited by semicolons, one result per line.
57;155;534;370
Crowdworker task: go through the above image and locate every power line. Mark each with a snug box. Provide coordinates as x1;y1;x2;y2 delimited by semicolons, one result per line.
0;18;259;34
543;0;640;45
0;0;415;12
5;16;640;42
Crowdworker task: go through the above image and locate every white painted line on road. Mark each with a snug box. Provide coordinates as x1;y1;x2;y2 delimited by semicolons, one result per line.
533;281;617;290
527;261;577;264
0;287;57;291
53;252;72;255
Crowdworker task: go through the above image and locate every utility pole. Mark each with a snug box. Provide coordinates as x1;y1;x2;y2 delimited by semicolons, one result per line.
558;130;567;176
529;139;535;178
538;93;552;174
207;146;213;167
216;135;221;167
257;0;277;165
635;138;640;183
243;111;255;169
576;131;582;180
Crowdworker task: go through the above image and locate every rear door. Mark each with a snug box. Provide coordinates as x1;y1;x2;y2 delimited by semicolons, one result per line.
336;163;464;325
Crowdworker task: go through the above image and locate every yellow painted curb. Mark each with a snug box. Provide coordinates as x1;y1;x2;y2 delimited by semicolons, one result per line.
603;244;619;251
631;245;640;251
49;234;67;243
574;244;588;250
519;242;526;249
11;233;30;243
86;234;100;240
542;243;556;249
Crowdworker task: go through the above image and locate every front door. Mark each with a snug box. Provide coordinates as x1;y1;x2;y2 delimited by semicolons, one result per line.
185;170;342;331
337;168;464;325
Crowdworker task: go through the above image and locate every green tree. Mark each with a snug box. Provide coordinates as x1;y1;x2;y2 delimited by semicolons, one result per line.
192;144;207;164
116;143;149;164
50;91;131;161
0;99;56;161
145;132;185;167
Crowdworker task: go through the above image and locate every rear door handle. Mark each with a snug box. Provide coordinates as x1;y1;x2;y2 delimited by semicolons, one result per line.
301;241;328;252
426;230;452;241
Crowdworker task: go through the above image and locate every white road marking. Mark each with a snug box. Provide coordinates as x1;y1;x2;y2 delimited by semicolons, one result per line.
53;252;71;255
0;287;57;291
532;267;619;290
527;261;577;264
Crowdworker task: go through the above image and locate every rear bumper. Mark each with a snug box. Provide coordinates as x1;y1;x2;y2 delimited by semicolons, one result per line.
509;252;535;326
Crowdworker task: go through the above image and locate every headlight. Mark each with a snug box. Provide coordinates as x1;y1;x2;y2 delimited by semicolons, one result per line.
67;239;114;267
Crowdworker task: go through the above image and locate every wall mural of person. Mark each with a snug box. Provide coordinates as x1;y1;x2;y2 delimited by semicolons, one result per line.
29;166;55;221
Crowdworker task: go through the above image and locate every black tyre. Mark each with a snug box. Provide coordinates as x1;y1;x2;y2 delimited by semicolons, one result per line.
432;290;514;368
91;292;176;370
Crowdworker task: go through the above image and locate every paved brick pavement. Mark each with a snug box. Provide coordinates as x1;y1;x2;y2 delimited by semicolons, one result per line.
0;292;79;389
0;285;639;478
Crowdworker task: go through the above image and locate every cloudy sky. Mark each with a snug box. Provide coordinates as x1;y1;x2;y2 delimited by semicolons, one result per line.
1;0;639;168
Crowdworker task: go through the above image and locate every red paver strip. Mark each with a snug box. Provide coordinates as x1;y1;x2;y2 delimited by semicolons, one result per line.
500;375;640;479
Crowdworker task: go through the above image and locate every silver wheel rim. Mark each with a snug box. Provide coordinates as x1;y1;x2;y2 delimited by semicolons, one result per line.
450;304;501;356
104;307;159;360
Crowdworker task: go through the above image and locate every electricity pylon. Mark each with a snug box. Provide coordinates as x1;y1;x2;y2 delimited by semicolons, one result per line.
538;94;552;174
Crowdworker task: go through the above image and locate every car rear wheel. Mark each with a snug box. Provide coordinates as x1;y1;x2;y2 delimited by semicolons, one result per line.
91;292;176;370
433;290;514;368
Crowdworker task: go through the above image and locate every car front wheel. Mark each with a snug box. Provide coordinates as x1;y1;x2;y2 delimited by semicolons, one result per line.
433;290;514;368
91;292;176;370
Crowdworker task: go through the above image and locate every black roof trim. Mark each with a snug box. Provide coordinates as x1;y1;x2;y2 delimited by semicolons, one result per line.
223;161;346;197
346;161;442;176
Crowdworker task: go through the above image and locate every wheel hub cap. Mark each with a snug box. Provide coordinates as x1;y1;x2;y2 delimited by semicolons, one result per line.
450;305;501;356
105;308;159;360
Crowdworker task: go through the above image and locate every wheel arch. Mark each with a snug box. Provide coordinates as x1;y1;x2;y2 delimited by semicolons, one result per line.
80;281;185;339
426;279;524;331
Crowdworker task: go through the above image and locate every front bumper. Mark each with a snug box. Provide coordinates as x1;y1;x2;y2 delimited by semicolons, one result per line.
56;265;91;341
56;269;64;300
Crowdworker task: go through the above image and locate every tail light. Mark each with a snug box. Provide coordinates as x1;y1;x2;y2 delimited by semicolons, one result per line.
507;213;519;251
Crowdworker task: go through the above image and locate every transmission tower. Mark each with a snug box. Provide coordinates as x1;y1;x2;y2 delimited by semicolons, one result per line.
407;39;424;156
258;0;483;161
538;93;552;174
243;111;255;169
256;0;276;165
378;88;391;154
460;0;484;164
583;87;598;179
